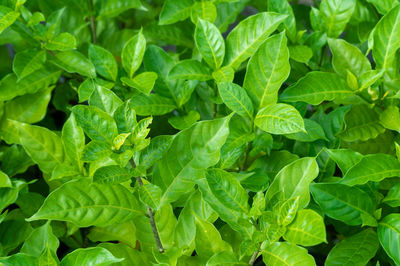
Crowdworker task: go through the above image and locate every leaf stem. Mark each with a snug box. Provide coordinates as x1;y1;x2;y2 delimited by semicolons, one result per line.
88;0;97;44
248;242;262;265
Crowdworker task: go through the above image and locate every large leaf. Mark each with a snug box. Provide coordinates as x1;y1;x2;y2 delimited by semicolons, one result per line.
89;44;118;81
195;19;225;69
243;32;290;109
121;30;146;79
310;183;376;226
378;214;400;265
0;6;19;34
88;86;123;116
280;72;353;105
20;222;59;257
49;50;96;78
60;247;123;266
129;93;176;116
93;165;131;184
262;242;316;266
217;82;254;119
254;103;305;134
155;115;231;205
380;105;400;132
320;0;356;38
340;154;400;186
325;229;379;266
12;49;46;80
159;0;194;25
267;0;296;42
168;59;212;81
325;149;363;174
88;221;137;250
28;180;143;227
224;12;287;69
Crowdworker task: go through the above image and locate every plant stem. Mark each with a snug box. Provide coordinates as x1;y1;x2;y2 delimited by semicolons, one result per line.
248;242;262;265
88;0;97;44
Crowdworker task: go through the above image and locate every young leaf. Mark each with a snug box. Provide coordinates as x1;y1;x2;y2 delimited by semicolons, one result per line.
121;30;146;79
89;44;118;81
217;82;254;119
320;0;356;38
12;49;46;80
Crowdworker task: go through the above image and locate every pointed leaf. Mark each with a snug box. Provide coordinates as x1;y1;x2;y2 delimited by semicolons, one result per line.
320;0;356;37
89;44;118;81
168;59;212;81
60;247;123;266
121;30;146;78
12;49;46;80
262;242;316;266
129;93;176;116
218;82;253;119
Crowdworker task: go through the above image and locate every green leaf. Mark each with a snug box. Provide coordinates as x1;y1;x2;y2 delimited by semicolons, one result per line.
113;101;137;134
277;197;299;226
11;121;64;174
137;135;173;169
206;168;249;214
283;209;327;247
328;38;371;77
373;5;400;70
88;86;123;115
0;6;19;34
382;183;400;207
89;44;118;81
28;180;143;227
159;0;194;25
62;114;85;170
320;0;356;38
254;103;305;135
20;222;59;257
98;0;142;19
129;93;176;116
12;49;46;80
243;32;290;109
93;165;131;184
81;141;112;162
206;251;241;266
267;0;297;42
168;59;212;81
338;104;385;142
340;154;400;186
49;50;96;78
71;105;118;144
380;105;400;132
325;149;363;174
156;115;231;204
262;242;316;266
99;243;147;266
45;32;77;51
366;0;398;15
39;245;59;266
0;253;37;266
195;19;225;69
217;82;253;119
0;171;11;188
121;72;158;95
88;221;136;248
60;247;123;266
121;30;146;79
139;183;162;210
168;110;200;130
190;2;217;24
266;157;319;209
325;229;379;266
310;183;376;226
288;45;313;64
280;72;353;105
212;66;234;82
378;214;400;265
284;119;327;142
224;12;287;69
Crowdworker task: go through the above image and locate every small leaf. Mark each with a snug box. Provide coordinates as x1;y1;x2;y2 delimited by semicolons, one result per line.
60;247;123;266
89;44;118;81
139;183;162;210
45;32;77;51
93;165;131;184
129;93;176;116
159;0;194;25
168;110;200;130
168;59;212;81
278;197;299;226
262;242;316;266
12;49;46;80
121;72;158;95
383;183;400;207
378;214;400;265
380;105;400;132
190;2;217;24
81;141;112;162
121;30;146;78
0;6;19;34
88;86;123;115
49;50;96;78
320;0;356;38
218;82;254;119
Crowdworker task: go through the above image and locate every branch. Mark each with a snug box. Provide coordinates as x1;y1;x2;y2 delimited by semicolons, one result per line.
248;242;262;265
88;0;97;44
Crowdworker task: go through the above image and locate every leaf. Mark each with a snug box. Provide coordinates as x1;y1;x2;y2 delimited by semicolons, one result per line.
254;103;305;135
81;141;112;162
89;44;118;81
0;253;37;266
284;119;327;142
338;104;385;142
378;214;400;265
373;5;400;70
280;72;353;105
320;0;356;38
288;45;313;64
380;105;400;132
88;221;136;248
129;93;176;116
217;82;254;119
383;183;400;207
262;242;316;266
195;19;225;69
88;86;123;115
0;171;11;188
212;66;234;82
206;251;241;266
156;115;231;204
325;229;379;266
206;168;249;214
45;32;77;51
328;38;371;77
366;0;398;15
137;135;173;170
168;59;212;81
190;2;217;24
39;245;59;266
0;6;19;34
139;183;162;210
325;149;363;174
11;121;64;174
243;32;290;109
283;209;327;247
72;105;118;144
28;180;143;227
99;243;147;266
278;197;299;226
121;72;158;95
224;12;287;69
121;30;146;79
266;157;319;209
168;110;200;130
310;183;376;226
12;49;46;80
267;0;297;42
60;247;123;266
20;222;59;257
340;154;400;186
113;101;137;134
49;50;96;78
98;0;142;19
93;165;131;184
159;0;194;25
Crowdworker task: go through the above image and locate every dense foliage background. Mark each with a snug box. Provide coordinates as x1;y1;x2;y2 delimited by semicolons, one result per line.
1;0;400;265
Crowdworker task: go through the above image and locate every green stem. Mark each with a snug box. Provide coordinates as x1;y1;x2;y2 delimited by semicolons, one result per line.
88;0;97;44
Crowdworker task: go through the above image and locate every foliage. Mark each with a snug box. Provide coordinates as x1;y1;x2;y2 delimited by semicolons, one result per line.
1;0;400;265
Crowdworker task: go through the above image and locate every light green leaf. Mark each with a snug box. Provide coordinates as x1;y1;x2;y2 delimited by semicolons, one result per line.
366;0;398;15
338;104;385;142
268;0;297;42
206;251;241;266
113;101;137;134
325;149;363;174
278;197;299;226
72;105;118;144
383;183;400;207
262;242;316;266
195;19;225;69
0;253;37;266
81;141;112;162
93;165;131;184
190;1;217;24
283;209;327;247
121;72;158;95
62;114;85;171
340;154;400;186
218;82;253;119
280;72;353;105
159;0;194;25
88;221;136;249
0;6;19;34
243;32;290;109
266;157;319;209
50;50;96;78
20;222;59;257
60;247;123;266
168;110;200;130
45;32;77;51
98;0;142;19
39;245;59;266
99;243;147;266
129;93;176;116
380;105;400;132
212;66;234;82
378;214;400;265
12;49;46;80
328;38;371;77
168;59;212;81
88;86;123;115
137;135;173;170
139;183;162;210
224;12;287;69
310;183;376;226
288;45;313;64
325;229;379;266
89;44;118;81
254;103;305;135
121;30;146;79
28;180;143;227
284;119;327;142
0;171;11;188
320;0;356;37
